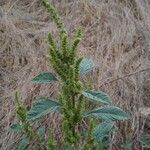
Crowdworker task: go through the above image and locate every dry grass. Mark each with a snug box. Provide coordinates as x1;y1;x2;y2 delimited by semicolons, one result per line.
0;0;150;149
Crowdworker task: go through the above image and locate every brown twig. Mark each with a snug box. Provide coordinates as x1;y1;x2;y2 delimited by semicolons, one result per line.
101;67;150;85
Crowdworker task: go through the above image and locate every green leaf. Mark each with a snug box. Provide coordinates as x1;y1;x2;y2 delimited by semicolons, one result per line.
85;106;129;121
10;123;22;132
27;97;60;121
19;137;29;150
32;72;57;83
79;58;95;76
82;90;112;105
93;121;114;142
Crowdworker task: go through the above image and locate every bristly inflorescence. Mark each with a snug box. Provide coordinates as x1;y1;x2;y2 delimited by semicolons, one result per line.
42;0;67;39
43;0;84;147
43;0;82;83
15;92;34;140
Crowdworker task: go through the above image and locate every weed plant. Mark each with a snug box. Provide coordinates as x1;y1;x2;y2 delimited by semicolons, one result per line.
10;1;129;149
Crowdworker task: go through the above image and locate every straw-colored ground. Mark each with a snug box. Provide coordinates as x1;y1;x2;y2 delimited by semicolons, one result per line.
0;0;150;149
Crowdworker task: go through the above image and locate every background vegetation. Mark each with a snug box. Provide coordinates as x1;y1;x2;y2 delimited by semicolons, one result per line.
0;0;150;149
